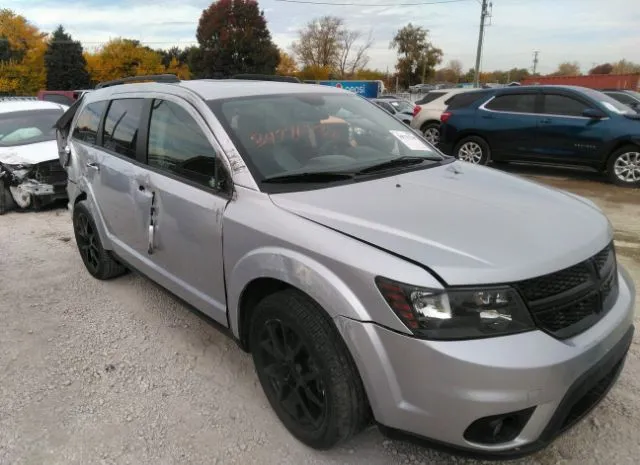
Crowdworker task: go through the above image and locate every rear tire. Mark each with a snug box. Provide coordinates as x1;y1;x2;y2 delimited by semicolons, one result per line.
72;201;127;280
454;136;490;165
421;122;440;146
607;145;640;187
249;290;370;450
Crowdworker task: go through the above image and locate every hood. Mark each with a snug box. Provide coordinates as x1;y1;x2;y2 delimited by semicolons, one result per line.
0;140;59;166
270;161;612;285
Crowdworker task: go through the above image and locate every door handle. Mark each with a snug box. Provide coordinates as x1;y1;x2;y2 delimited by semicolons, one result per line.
148;192;156;255
148;223;155;255
86;161;100;170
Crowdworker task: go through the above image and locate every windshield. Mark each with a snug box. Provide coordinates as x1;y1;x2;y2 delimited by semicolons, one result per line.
0;109;64;147
208;93;443;188
581;88;635;115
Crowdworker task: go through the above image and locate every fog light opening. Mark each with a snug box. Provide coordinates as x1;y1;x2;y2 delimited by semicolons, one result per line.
464;407;536;445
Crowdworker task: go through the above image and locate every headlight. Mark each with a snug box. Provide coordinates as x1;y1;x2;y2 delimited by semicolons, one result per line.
375;277;534;340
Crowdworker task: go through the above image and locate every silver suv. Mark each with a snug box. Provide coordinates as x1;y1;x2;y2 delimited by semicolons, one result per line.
56;75;636;458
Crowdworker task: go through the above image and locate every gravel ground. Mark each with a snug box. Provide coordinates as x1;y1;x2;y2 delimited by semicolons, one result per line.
1;166;639;465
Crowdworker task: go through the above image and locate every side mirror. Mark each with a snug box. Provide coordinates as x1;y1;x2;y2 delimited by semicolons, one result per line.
583;108;606;119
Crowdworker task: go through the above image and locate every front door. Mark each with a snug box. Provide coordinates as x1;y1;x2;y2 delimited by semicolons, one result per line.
141;98;231;325
533;92;608;165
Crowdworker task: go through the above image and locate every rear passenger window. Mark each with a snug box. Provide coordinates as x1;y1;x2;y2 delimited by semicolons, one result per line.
485;94;537;113
102;99;144;158
72;101;107;145
147;100;229;191
543;95;591;117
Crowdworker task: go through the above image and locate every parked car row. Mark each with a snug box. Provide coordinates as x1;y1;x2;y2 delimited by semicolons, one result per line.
371;97;419;124
410;85;640;187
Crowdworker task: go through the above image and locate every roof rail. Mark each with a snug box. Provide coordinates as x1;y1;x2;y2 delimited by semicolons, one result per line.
231;74;302;83
95;74;180;89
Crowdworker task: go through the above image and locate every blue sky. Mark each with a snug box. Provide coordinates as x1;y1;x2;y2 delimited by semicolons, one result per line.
6;0;640;74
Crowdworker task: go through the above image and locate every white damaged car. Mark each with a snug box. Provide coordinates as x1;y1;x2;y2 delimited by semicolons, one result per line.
0;100;69;214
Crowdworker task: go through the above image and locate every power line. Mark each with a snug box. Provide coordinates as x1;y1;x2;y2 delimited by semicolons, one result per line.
273;0;469;6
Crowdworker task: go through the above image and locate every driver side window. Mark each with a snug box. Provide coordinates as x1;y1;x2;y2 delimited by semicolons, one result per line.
147;99;230;192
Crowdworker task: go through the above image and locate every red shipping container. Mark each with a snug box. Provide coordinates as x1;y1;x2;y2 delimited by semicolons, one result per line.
520;74;640;90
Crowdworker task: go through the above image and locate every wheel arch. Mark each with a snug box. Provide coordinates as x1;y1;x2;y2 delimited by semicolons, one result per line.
228;247;373;352
419;119;441;131
453;131;490;149
603;139;640;171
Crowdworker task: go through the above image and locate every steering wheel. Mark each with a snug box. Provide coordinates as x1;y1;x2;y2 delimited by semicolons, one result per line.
317;139;344;156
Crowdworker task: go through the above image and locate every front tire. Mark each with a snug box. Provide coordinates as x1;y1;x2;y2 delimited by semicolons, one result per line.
454;136;490;165
72;201;127;280
607;145;640;187
250;290;370;450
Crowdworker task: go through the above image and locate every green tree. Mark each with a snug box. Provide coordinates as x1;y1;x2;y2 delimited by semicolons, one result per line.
156;46;189;68
196;0;279;78
552;61;581;76
44;25;90;90
390;23;442;88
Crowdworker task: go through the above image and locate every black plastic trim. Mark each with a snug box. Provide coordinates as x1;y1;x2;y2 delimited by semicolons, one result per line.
95;74;179;89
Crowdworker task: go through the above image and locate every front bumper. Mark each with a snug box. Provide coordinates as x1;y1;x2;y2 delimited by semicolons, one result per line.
335;265;636;458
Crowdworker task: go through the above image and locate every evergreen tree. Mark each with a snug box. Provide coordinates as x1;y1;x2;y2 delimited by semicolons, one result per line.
44;25;90;90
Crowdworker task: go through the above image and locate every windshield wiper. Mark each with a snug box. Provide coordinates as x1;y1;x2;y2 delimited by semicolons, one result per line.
356;156;438;175
262;171;355;184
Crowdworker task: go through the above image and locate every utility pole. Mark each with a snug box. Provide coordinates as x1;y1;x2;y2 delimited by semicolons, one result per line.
473;0;491;88
532;50;539;75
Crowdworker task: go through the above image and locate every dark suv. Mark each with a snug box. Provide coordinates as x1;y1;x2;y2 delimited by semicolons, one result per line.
438;85;640;187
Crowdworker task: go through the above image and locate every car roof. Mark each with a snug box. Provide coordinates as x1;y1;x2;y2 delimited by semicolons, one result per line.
495;84;598;93
85;79;347;102
181;79;346;100
0;100;68;114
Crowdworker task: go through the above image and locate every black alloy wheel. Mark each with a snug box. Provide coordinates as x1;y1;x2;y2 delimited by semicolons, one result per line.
257;318;327;431
75;210;101;275
250;290;370;450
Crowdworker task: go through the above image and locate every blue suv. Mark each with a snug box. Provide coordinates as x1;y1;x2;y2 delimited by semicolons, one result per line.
438;85;640;187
